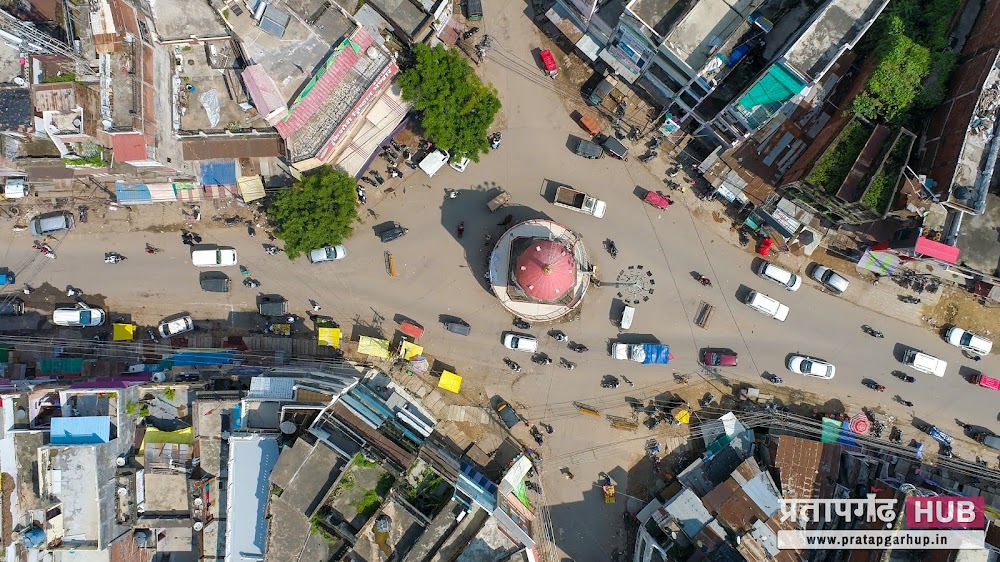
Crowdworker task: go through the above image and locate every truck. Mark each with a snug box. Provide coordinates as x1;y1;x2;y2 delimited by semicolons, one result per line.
418;149;450;177
612;343;670;364
553;185;606;218
971;373;1000;391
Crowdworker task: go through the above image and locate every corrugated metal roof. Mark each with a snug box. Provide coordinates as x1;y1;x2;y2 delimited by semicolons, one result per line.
241;66;287;120
200;160;238;186
51;415;111;445
663;488;714;539
237;176;266;202
182;136;285;160
248;377;295;400
110;132;148;163
115;182;153;204
226;435;280;562
38;357;85;375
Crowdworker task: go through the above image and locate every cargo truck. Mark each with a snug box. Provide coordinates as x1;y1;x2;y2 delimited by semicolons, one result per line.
553;185;606;218
611;342;670;364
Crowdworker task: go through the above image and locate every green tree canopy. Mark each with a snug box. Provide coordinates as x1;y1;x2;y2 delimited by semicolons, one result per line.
269;166;358;258
851;18;930;123
398;44;501;162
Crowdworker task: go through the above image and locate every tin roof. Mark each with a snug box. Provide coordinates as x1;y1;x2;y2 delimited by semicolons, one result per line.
110;132;148;163
773;435;841;500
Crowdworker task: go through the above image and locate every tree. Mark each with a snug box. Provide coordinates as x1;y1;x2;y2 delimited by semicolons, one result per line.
270;166;358;258
398;44;501;162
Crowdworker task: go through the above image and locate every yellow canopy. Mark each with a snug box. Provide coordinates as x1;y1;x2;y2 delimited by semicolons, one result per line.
140;426;194;454
318;327;341;348
438;371;462;393
358;336;390;359
400;341;423;360
113;323;135;341
674;409;691;424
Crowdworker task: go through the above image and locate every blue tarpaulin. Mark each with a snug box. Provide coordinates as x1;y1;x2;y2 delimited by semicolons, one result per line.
200;160;237;186
640;344;670;364
115;182;153;205
51;416;111;445
166;350;236;367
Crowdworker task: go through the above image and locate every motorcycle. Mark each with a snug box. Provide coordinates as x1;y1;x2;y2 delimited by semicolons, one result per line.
559;358;576;370
504;358;521;372
889;427;902;444
601;377;620;389
552;331;567;342
899;295;921;304
529;426;544;445
698;275;712;287
893;371;915;383
667;165;680;177
389;139;403;152
513;319;530;330
457;222;465;238
607;240;618;259
540;422;553;434
104;252;125;263
370;170;385;185
357;186;368;205
532;354;552;365
639;151;657;163
78;205;88;224
738;229;750;247
360;176;377;187
247;222;256;237
33;242;56;259
490;132;502;150
864;381;886;392
265;245;282;255
243;278;260;288
570;343;588;353
462;26;480;40
388;167;403;178
765;373;783;384
648;137;663;150
621;375;634;388
862;325;884;338
147;328;159;343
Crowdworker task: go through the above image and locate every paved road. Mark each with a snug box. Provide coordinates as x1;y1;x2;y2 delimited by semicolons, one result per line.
2;13;997;562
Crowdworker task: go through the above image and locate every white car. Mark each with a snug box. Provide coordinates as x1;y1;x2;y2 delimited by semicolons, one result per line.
158;315;194;337
53;303;106;327
502;333;538;353
308;245;347;263
787;355;836;379
449;157;470;173
945;327;992;355
810;265;849;294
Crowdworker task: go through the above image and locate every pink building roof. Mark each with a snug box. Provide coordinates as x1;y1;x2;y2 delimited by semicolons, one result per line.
274;27;375;139
515;240;576;302
110;132;147;163
242;64;286;119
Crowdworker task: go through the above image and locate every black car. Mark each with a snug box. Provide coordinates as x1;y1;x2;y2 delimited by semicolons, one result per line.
379;223;409;243
492;396;520;429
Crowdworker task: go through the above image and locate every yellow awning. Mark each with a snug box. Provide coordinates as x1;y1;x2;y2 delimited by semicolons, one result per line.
112;323;135;341
237;175;266;202
358;336;390;359
400;341;423;360
140;426;194;454
318;327;341;348
674;409;691;424
438;370;462;393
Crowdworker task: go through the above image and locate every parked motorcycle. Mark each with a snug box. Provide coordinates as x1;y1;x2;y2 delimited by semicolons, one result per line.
247;222;256;238
147;328;159;343
862;325;884;338
765;372;783;384
104;252;125;263
490;132;502;150
388;167;403;178
864;381;886;392
78;205;88;224
899;295;921;304
607;240;618;259
532;353;552;365
457;222;465;238
648;137;663;150
621;375;634;388
529;426;544;445
33;242;56;259
370;171;385;185
504;358;522;372
698;275;712;287
639;151;657;163
360;176;377;187
357;186;368;205
738;229;750;247
513;319;530;330
893;371;916;383
559;358;576;370
389;139;403;152
552;331;567;342
265;245;283;255
462;27;480;40
601;377;620;389
243;278;261;288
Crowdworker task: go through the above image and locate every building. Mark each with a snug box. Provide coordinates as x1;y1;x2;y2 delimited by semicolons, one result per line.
487;219;593;322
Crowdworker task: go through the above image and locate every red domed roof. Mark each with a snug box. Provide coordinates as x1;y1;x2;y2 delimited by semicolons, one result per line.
514;240;576;301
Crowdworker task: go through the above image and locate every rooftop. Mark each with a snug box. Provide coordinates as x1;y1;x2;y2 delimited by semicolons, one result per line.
142;471;190;514
40;443;123;548
662;0;763;73
783;0;889;81
151;0;228;40
661;487;715;538
180;136;285;160
0;87;31;132
175;41;258;133
773;435;841;500
224;434;280;562
366;0;431;39
50;415;111;445
229;0;353;104
628;0;691;38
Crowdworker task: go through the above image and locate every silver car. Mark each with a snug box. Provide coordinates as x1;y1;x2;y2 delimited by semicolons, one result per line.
787;355;836;379
308;245;347;263
811;265;849;294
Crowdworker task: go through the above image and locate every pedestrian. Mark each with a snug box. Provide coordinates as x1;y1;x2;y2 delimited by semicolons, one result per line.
313;304;321;312
22;285;32;295
973;355;982;362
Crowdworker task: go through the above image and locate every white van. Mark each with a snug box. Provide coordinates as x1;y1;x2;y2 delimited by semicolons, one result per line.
756;262;801;291
902;349;947;377
191;247;238;267
743;290;789;321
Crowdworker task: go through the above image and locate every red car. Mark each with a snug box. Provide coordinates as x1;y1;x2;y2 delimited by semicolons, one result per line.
701;349;738;367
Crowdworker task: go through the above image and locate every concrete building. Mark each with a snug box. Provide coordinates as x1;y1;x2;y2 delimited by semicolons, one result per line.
224;434;280;562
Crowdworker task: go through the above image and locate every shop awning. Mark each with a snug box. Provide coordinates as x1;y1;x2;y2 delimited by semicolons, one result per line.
914;237;959;264
439;370;462;393
400;341;423;360
358;336;390;359
237;176;266;202
318;327;341;347
113;323;135;341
